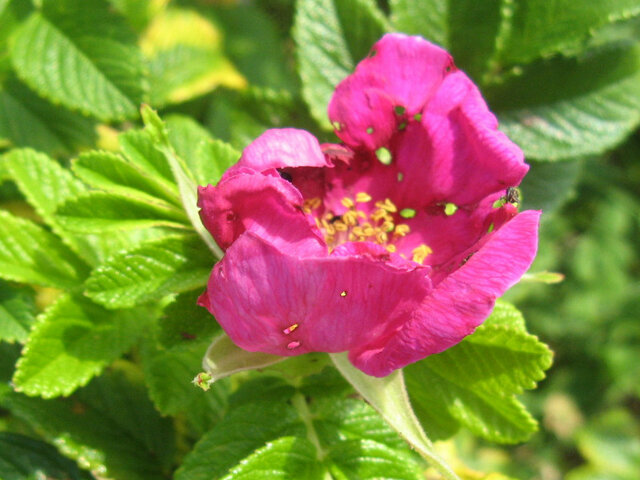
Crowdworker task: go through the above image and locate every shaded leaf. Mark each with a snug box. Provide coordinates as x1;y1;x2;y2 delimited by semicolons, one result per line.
12;294;150;398
0;280;36;343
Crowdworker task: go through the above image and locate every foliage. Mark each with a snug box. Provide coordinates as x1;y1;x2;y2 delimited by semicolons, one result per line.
0;0;638;478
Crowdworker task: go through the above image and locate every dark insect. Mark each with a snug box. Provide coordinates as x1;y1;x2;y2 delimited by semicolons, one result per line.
278;170;293;182
506;187;519;204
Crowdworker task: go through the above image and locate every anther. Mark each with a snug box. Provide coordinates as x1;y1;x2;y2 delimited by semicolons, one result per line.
394;224;410;237
375;198;398;213
283;324;299;335
412;244;433;264
341;197;355;209
340;291;347;297
355;192;372;203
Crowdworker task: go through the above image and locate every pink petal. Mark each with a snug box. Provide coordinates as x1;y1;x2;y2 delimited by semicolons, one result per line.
198;172;325;255
328;33;454;150
391;71;528;207
348;210;541;377
199;233;432;357
223;128;330;179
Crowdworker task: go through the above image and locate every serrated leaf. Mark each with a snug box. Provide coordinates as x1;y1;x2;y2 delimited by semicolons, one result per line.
331;353;460;480
165;114;240;186
405;303;553;443
0;210;89;288
12;294;150;398
2;148;86;221
227;376;297;411
72;150;181;206
142;339;229;434
220;436;324;480
55;190;189;232
491;45;640;161
118;128;175;184
158;290;220;349
0;280;36;343
0;78;96;155
4;363;175;480
328;438;424;480
10;0;146;120
498;0;640;64
85;234;211;309
141;7;245;106
140;105;223;257
313;397;409;451
175;401;307;480
294;0;387;128
0;432;93;480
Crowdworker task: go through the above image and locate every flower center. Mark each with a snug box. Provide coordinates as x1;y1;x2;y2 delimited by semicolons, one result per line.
303;193;432;264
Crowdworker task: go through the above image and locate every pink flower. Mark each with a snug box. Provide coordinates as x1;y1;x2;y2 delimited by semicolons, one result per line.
197;33;540;377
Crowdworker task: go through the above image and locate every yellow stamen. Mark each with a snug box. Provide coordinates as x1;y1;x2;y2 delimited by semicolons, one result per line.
381;220;395;233
394;224;411;237
386;244;397;253
334;220;348;232
341;197;355;209
343;210;359;226
371;208;390;222
355;192;372;203
375;198;397;213
412;244;433;264
321;219;336;235
375;231;388;244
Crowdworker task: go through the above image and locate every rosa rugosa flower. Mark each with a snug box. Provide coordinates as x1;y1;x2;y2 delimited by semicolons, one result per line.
197;33;540;377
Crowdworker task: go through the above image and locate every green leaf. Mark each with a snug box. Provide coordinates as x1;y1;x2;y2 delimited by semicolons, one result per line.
294;0;387;128
141;105;223;257
72;150;181;206
165;114;240;186
498;0;640;64
331;353;460;480
142;339;229;434
0;78;96;155
12;294;150;398
4;363;175;480
389;0;448;47
175;401;307;480
0;280;36;343
85;234;212;309
10;0;146;121
519;159;583;213
118;128;174;185
141;7;245;106
314;397;410;450
2;148;86;222
0;432;93;480
328;439;424;480
0;210;89;288
491;45;640;161
158;290;220;349
405;302;553;443
219;436;323;480
55;190;189;232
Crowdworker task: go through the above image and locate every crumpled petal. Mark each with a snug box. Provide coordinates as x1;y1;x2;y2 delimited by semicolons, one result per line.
198;172;325;255
328;33;454;151
222;128;330;180
348;210;541;377
199;232;432;357
390;71;528;208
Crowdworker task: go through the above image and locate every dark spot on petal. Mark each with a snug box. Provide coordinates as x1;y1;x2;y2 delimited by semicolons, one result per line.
368;49;377;58
226;212;236;222
329;215;342;224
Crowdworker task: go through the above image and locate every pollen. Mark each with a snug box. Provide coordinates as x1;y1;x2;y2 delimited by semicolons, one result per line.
340;290;347;297
302;197;322;213
412;244;433;264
